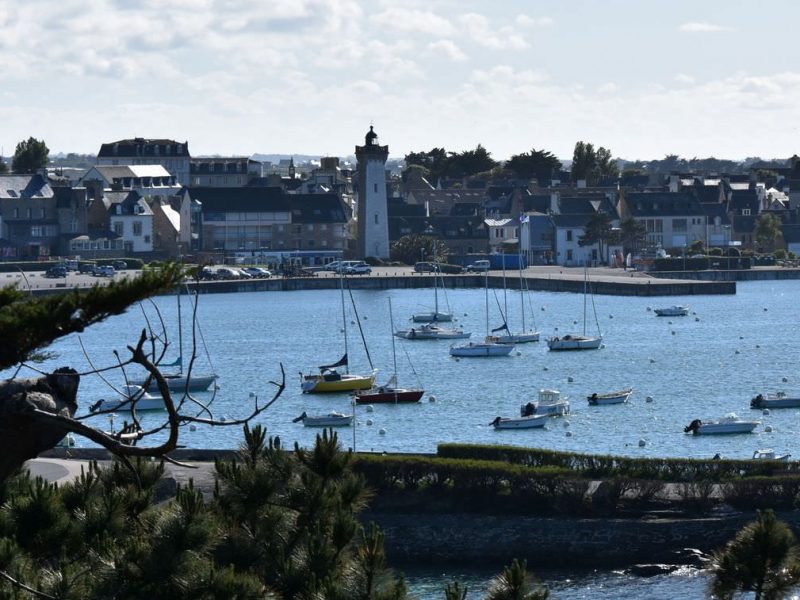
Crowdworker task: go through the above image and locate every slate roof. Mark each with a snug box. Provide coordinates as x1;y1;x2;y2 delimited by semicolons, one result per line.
450;202;481;216
521;194;551;213
188;186;287;211
0;174;53;199
559;195;617;215
98;138;189;158
550;214;593;228
103;191;153;216
729;189;760;213
287;194;348;223
625;192;704;217
86;165;173;180
690;186;723;204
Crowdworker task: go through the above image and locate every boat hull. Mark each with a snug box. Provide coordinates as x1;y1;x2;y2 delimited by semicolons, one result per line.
654;306;689;317
355;388;424;404
395;327;470;340
301;373;375;393
495;332;540;344
751;395;800;409
492;415;548;429
132;374;218;393
301;415;353;427
588;390;632;405
91;396;165;412
534;401;570;415
450;342;515;357
547;335;602;351
692;423;758;435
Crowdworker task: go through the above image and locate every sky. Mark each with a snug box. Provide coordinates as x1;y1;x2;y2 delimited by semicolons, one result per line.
2;0;800;162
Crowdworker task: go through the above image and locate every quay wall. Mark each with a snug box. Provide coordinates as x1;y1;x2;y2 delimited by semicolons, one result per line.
654;268;800;282
184;275;734;297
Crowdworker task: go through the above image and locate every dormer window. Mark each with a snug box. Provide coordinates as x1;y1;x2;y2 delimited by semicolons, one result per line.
743;208;751;216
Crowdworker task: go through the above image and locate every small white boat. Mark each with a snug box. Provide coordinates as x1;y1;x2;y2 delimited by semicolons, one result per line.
587;388;632;406
684;413;759;435
547;334;602;351
395;323;471;340
411;311;453;323
750;392;800;409
495;331;540;344
292;411;353;427
490;414;549;430
449;338;515;357
131;373;218;393
654;305;689;317
521;389;570;416
753;449;791;461
89;385;165;412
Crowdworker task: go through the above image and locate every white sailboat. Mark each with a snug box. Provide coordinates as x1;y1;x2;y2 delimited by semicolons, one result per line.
547;266;602;351
411;250;453;323
450;271;515;357
131;288;218;393
493;253;540;344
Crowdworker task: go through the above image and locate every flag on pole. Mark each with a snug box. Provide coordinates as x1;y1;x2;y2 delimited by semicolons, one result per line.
519;212;530;224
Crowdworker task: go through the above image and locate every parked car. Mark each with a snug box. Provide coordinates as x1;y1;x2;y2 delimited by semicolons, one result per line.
243;267;271;278
465;260;490;273
324;261;343;272
113;260;127;270
198;267;218;280
93;265;116;277
78;262;97;274
344;261;372;275
414;261;439;273
214;267;241;280
45;265;67;278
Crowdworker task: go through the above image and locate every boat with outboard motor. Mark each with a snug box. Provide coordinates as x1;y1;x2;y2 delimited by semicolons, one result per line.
684;413;759;435
520;389;570;416
750;392;800;409
654;305;689;317
753;449;791;461
490;413;549;430
587;388;633;406
292;411;353;427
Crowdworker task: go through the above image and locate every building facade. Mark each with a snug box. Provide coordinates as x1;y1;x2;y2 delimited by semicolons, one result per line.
97;138;191;186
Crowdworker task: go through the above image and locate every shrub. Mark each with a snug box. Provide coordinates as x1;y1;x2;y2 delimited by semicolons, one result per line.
708;247;723;256
774;249;787;260
364;256;384;266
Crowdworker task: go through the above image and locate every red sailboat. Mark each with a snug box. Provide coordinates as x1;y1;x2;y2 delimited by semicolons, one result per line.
355;298;424;405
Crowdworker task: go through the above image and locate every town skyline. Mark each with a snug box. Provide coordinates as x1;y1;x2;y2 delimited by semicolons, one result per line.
3;0;800;161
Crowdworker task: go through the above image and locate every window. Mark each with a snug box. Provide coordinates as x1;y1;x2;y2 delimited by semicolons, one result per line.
13;208;18;218
133;222;142;236
374;213;378;225
26;208;31;219
144;235;151;244
113;222;123;235
672;218;687;232
30;226;42;237
567;249;573;261
374;183;378;193
307;224;314;232
566;230;573;242
40;208;45;218
743;208;751;216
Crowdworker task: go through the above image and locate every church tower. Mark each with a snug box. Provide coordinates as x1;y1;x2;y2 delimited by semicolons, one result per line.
355;125;389;259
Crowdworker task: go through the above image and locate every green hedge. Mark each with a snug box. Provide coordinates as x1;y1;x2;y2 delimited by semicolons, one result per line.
436;443;791;482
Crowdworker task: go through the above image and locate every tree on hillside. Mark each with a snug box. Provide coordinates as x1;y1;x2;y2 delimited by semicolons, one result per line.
12;137;49;174
447;144;498;179
0;157;8;174
579;211;615;264
754;213;782;253
570;141;618;186
404;147;450;182
710;509;800;600
0;264;284;484
390;234;449;265
505;148;562;182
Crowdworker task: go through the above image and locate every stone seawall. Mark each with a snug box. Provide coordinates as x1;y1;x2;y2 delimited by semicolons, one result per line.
654;268;800;282
184;274;734;297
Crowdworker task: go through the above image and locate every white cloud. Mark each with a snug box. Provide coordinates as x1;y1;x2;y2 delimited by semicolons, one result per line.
597;83;619;94
515;15;553;27
674;73;695;84
428;39;467;61
371;8;456;36
460;13;529;50
678;21;732;33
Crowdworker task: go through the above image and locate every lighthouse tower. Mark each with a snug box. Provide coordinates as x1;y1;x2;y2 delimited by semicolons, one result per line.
355;125;389;260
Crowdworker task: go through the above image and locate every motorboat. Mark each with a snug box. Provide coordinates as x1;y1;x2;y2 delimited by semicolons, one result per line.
395;323;471;340
750;392;800;409
450;339;515;357
547;334;602;351
547;267;602;351
292;411;353;427
490;414;549;430
89;385;166;412
301;367;376;393
654;305;689;317
587;388;633;406
520;389;569;416
684;414;759;435
753;449;791;461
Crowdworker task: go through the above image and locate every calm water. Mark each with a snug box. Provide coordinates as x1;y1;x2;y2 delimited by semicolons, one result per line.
20;279;800;597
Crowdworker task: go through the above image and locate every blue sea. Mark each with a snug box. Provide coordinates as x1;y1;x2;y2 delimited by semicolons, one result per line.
21;279;800;597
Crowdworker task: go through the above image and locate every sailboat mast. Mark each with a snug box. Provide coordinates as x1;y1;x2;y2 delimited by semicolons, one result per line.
485;269;489;338
518;246;526;332
433;239;439;316
389;298;398;382
176;287;183;375
501;251;508;330
583;266;588;336
339;262;349;374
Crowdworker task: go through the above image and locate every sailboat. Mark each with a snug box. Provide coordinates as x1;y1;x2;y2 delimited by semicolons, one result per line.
355;299;424;404
493;253;540;344
301;271;376;393
411;251;453;322
449;271;515;357
131;287;218;392
547;266;602;351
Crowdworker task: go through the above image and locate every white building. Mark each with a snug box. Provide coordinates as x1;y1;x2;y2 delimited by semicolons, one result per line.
97;138;190;186
355;126;390;259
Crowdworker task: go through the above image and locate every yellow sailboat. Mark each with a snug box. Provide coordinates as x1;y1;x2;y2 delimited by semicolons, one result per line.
300;269;376;394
